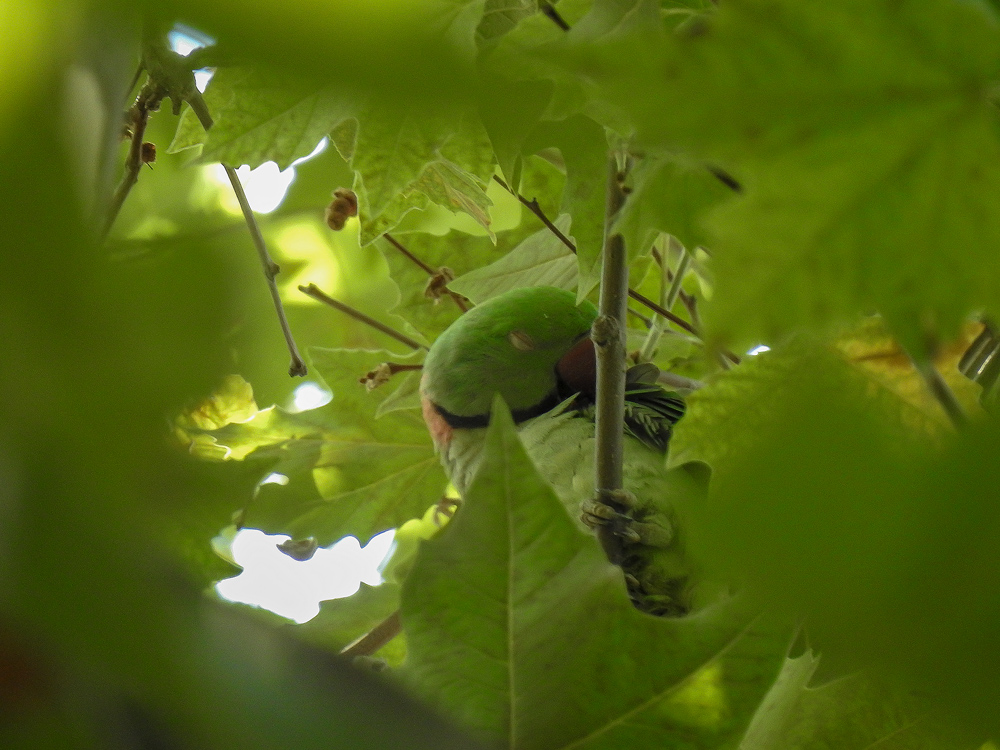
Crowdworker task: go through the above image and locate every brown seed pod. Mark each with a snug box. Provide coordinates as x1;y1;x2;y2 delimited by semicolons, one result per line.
325;188;359;231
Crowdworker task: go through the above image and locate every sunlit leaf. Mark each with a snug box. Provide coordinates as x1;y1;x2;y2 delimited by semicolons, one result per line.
169;66;348;169
351;106;455;220
174;374;260;460
410;160;494;237
449;215;576;301
233;348;445;545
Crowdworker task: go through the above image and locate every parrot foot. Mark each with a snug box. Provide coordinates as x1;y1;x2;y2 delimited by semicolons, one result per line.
580;490;673;549
623;570;690;617
580;490;642;544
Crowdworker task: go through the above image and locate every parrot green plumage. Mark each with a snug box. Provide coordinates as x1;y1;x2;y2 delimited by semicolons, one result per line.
420;286;699;616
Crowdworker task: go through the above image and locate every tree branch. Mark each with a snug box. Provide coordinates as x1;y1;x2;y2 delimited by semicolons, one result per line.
593;157;631;565
103;83;153;238
640;237;691;361
492;173;741;364
539;1;571;31
340;610;401;659
382;233;470;312
910;353;966;430
226;166;306;376
299;284;427;351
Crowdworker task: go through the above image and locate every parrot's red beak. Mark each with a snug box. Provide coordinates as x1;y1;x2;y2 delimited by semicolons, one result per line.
556;335;597;398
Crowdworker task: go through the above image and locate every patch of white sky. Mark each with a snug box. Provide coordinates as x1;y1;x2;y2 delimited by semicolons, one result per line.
169;26;380;623
216;524;396;624
290;381;333;412
747;345;771;356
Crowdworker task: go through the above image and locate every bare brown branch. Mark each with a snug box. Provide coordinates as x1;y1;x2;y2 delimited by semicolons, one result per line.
299;284;427;351
383;234;470;312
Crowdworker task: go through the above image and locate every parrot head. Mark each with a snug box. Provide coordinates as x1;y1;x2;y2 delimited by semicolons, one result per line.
421;286;598;447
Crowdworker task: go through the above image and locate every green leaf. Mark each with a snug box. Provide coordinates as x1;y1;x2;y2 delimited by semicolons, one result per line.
410;160;494;238
477;75;553;189
400;398;791;747
527;115;608;299
476;0;538;46
587;0;1000;350
739;652;821;750
294;582;400;653
671;337;1000;733
449;214;576;302
669;337;935;473
356;175;433;245
438;111;498;181
215;348;445;545
168;67;349;170
614;153;734;255
741;665;977;750
352;105;455;219
375;370;423;417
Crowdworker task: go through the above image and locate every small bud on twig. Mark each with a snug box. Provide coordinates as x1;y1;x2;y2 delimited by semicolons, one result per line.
359;362;424;390
325;188;359;231
141;142;156;165
424;267;457;304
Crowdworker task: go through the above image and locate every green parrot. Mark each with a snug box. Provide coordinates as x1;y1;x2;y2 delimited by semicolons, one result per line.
420;285;700;616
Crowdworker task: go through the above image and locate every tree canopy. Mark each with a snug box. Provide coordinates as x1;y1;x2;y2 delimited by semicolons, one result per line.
4;0;1000;747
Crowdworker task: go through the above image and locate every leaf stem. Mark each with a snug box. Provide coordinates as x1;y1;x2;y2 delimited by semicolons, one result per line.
340;610;402;658
539;1;571;31
593;157;631;565
382;233;470;312
226;166;307;377
299;284;427;351
910;354;966;430
493;174;576;251
640;237;692;361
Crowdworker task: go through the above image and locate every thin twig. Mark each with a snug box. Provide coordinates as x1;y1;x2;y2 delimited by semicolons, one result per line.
663;242;692;314
493;173;740;364
539;1;571;31
226;166;307;376
626;288;699;338
384;233;434;273
651;243;698;314
103;93;152;238
641;237;692;361
299;284;427;351
382;233;470;312
910;354;966;430
493;174;576;250
124;61;144;102
627;306;653;329
593;157;631;566
182;71;308;377
340;610;402;658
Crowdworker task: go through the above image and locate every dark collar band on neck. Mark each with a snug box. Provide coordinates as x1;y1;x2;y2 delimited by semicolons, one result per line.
433;390;563;429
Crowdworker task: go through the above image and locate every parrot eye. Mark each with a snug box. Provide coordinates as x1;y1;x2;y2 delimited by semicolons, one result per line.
508;330;535;352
